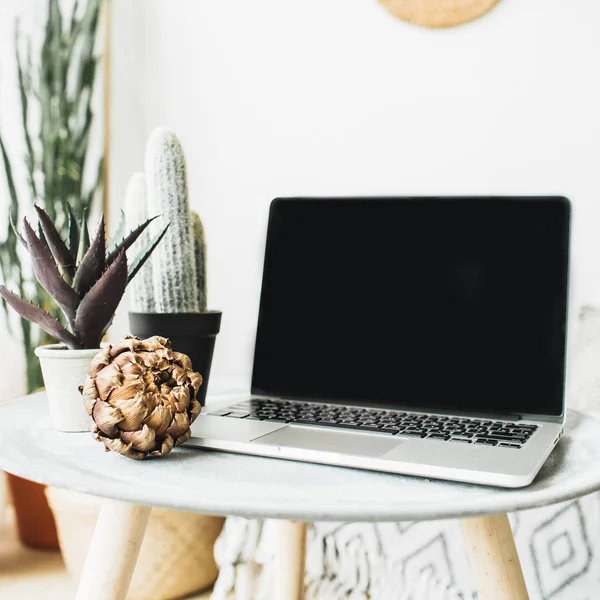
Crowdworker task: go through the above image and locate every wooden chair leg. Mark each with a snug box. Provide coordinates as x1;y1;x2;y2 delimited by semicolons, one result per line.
75;500;151;600
273;520;308;600
461;513;529;600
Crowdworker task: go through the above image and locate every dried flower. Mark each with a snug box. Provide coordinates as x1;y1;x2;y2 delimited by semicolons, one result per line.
81;335;202;460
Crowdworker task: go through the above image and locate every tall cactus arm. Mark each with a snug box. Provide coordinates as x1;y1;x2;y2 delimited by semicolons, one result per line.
191;211;207;313
124;172;155;312
145;127;199;313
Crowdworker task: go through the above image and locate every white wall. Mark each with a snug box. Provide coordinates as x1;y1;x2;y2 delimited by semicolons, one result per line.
110;0;600;383
0;1;41;399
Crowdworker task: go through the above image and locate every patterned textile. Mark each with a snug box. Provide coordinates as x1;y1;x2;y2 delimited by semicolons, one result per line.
211;306;600;600
213;494;600;600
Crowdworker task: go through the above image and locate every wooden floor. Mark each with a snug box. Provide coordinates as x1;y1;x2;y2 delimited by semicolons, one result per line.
0;512;212;600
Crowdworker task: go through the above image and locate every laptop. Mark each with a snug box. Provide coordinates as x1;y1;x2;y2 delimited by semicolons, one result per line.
187;196;571;488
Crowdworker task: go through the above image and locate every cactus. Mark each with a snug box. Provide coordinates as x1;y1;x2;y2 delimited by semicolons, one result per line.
191;211;207;313
145;128;200;313
124;173;155;312
126;128;209;315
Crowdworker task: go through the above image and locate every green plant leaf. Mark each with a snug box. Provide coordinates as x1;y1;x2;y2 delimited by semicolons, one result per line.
9;213;27;249
0;249;14;335
72;214;105;295
68;0;80;37
0;0;105;378
127;222;170;284
0;134;19;220
76;208;90;265
0;285;80;349
105;209;125;256
72;0;101;114
75;249;127;348
64;200;80;255
82;155;104;213
15;21;37;202
105;216;159;268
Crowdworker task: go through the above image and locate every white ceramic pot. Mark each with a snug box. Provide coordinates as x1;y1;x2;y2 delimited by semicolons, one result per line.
34;344;101;432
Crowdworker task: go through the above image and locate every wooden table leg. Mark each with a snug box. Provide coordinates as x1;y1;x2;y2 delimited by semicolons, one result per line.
272;520;307;600
461;513;529;600
75;500;151;600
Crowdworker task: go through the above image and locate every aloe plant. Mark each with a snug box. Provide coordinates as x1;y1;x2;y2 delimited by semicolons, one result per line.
0;206;169;350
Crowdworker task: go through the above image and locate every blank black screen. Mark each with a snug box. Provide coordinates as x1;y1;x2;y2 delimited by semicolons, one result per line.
251;197;570;418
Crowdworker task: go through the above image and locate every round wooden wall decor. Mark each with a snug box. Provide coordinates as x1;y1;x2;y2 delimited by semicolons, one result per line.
378;0;502;28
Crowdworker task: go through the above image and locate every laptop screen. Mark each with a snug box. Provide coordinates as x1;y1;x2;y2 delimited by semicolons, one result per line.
251;197;570;418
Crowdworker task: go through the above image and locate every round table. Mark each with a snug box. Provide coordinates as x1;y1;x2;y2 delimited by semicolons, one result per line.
1;393;600;600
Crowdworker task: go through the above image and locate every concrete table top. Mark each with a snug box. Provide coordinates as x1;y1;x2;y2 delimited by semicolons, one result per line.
1;392;599;522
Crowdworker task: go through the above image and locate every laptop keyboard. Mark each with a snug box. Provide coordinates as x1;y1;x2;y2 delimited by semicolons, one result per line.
209;398;538;449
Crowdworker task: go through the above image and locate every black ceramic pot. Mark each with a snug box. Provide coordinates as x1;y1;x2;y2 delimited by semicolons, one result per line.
128;311;222;406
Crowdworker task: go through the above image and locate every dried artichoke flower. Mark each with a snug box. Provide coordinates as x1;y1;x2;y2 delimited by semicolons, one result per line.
81;335;203;460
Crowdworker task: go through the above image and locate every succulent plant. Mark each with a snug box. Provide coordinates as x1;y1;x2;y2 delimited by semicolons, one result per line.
0;205;169;350
128;128;208;314
81;335;203;459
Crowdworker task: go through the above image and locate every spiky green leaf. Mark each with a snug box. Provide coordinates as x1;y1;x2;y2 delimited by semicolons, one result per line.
105;209;126;256
127;222;170;284
76;208;90;265
9;213;27;249
105;216;159;268
64;201;80;255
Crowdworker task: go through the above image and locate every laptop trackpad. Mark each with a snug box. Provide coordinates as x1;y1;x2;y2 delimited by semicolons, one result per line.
252;425;401;458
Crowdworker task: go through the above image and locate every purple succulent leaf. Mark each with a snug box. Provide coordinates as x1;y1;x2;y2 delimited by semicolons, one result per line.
105;216;159;268
105;209;126;256
0;285;81;348
22;219;79;325
72;214;106;295
34;204;76;283
74;249;127;348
